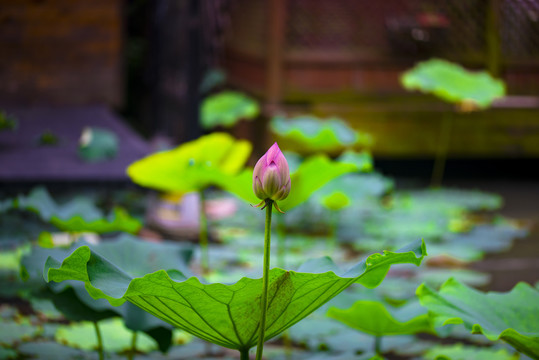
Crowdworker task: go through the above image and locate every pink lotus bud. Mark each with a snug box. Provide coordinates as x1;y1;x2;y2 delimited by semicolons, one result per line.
253;143;291;202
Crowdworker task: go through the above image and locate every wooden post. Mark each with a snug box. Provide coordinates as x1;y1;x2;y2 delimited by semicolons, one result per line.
486;0;501;77
258;0;287;150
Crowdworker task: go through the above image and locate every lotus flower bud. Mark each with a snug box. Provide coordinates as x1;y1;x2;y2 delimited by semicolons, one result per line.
253;143;291;202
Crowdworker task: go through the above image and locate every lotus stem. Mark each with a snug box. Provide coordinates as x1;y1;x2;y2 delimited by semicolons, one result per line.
282;331;293;360
198;189;210;274
240;348;250;360
93;321;104;360
255;199;273;360
328;211;338;250
431;113;453;187
374;335;382;355
127;331;137;360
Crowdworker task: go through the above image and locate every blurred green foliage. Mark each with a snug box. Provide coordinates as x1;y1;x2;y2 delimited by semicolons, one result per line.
128;132;252;193
401;59;505;109
270;115;373;155
201;91;259;129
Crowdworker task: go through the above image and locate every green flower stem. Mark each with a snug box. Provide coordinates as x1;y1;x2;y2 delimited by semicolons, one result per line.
198;189;210;274
431;113;453;187
128;331;137;360
282;331;293;360
328;211;339;250
255;199;273;360
240;348;250;360
93;321;104;360
374;335;382;355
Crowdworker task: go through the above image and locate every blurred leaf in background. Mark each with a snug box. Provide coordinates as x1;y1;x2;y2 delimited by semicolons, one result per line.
201;91;259;129
401;58;505;109
417;278;539;359
327;299;434;337
78;127;119;162
0;111;17;132
270;115;373;155
127;132;251;194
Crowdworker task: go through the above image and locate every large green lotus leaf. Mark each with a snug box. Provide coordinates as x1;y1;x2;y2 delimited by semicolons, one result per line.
218;154;358;211
201;91;259;129
21;234;193;352
401;59;505;108
44;239;426;351
417;278;539;359
270;115;372;155
327;299;434;337
14;187;141;234
424;344;520;360
127;132;252;193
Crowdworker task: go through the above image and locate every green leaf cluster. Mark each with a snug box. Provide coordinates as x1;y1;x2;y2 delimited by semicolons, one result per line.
417;278;539;359
44;239;426;352
21;234;193;352
11;187;141;234
424;344;519;360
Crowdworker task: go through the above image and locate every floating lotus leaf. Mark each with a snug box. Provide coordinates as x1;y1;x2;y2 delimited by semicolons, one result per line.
50;207;141;234
318;172;394;204
0;319;40;346
55;318;158;353
417;278;539;359
337;150;373;172
17;342;90;360
392;188;503;214
14;187;141;234
201;91;259;129
270;115;372;155
0;346;17;360
217;154;358;212
127;132;252;193
327;299;434;337
401;59;505;108
44;239;426;352
321;192;351;212
424;344;520;360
